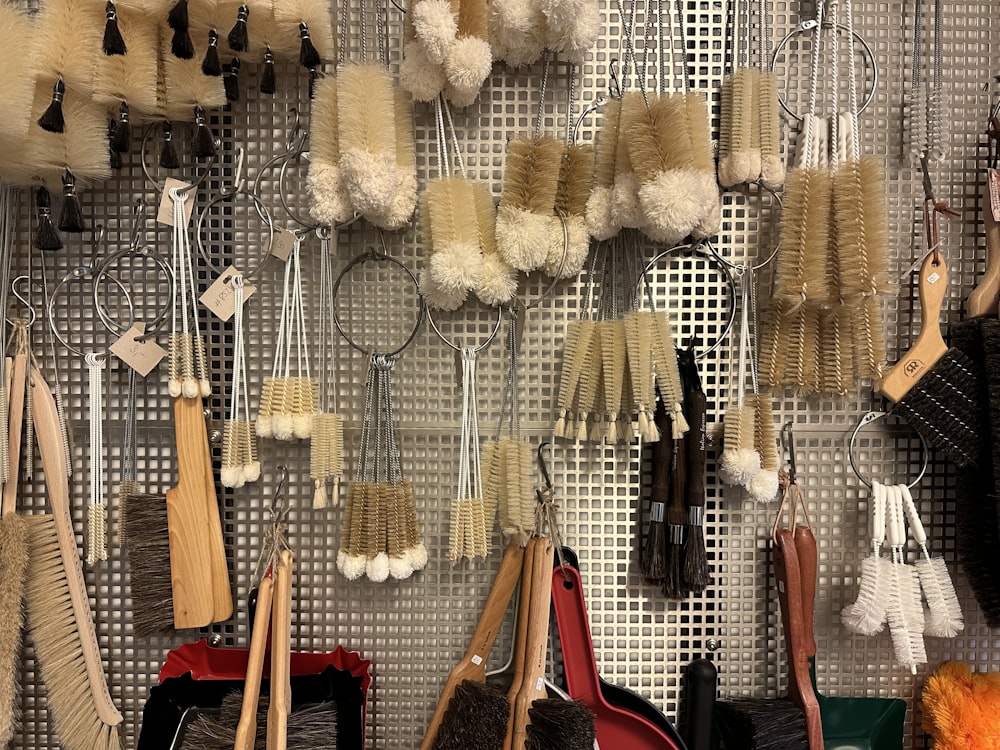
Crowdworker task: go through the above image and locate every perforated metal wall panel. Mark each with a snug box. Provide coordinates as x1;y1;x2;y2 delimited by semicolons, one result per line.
7;1;999;749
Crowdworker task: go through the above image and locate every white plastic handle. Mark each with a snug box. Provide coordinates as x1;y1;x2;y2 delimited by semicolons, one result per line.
885;484;902;549
899;484;927;546
871;480;886;547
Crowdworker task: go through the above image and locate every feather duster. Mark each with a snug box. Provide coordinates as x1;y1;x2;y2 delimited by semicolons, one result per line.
0;3;37;142
34;0;103;94
161;22;227;121
307;74;354;226
495;135;564;272
337;62;400;222
488;0;546;67
472;181;518;305
586;97;621;240
543;142;592;278
93;6;162;119
444;0;492;108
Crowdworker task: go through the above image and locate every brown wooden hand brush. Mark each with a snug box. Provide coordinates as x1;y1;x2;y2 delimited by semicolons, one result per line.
22;366;123;750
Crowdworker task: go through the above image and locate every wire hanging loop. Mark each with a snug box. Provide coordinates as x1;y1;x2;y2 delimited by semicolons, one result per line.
769;18;879;122
195;146;276;280
848;411;929;490
331;249;426;357
253;465;291;586
426;303;504;353
139;122;222;193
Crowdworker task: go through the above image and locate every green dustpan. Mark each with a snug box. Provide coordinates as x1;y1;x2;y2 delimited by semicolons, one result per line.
808;659;905;750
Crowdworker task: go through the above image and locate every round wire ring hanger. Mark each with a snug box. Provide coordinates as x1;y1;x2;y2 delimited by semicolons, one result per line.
92;199;174;335
48;227;136;357
714;182;783;273
634;240;738;360
195;147;275;281
140;122;221;194
426;302;503;353
331;243;426;357
770;18;879;122
848;410;929;490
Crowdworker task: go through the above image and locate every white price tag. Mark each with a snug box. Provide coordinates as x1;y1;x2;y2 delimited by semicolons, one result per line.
271;228;298;261
200;266;257;321
157;178;195;226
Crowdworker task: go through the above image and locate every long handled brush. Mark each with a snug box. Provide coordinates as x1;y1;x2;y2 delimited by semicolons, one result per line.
680;350;710;593
23;366;123;750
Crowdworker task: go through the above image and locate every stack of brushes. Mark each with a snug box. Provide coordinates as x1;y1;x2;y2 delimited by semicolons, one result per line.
489;0;600;68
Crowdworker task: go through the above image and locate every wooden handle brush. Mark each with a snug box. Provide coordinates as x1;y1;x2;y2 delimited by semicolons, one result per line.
968;179;1000;318
421;538;526;750
267;549;294;750
503;537;537;749
510;538;555;749
235;571;274;750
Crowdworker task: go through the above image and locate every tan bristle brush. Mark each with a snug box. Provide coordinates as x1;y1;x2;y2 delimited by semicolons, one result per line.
573;316;603;441
0;3;37;145
472;180;519;305
544;142;593;279
419;196;468;312
554;318;587;438
746;67;762;182
161;23;227;118
495;134;565;272
34;0;103;100
426;177;484;301
93;6;162;120
307;74;355;226
610;92;644;230
716;73;735;185
585;97;621;241
650;310;687;437
773;165;833;307
746;392;779;503
719;67;754;186
270;0;336;68
758;70;786;190
444;0;492;108
624;311;657;441
719;400;758;487
376;83;418;230
687;91;722;240
337;62;401;224
412;0;459;66
488;0;546;67
400;4;448;103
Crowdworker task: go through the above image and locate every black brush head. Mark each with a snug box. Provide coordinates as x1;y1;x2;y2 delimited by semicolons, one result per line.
57;170;85;233
172;26;194;59
525;699;596;750
110;100;131;153
33;187;62;251
260;47;276;95
299;21;322;68
167;0;188;31
160;121;181;169
103;0;127;55
227;5;249;52
202;28;222;76
432;680;508;750
714;699;809;750
37;78;65;133
223;59;240;102
122;493;175;637
193;107;217;160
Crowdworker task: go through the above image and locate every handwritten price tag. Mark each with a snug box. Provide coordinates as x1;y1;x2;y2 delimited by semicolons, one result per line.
200;265;257;321
110;323;167;377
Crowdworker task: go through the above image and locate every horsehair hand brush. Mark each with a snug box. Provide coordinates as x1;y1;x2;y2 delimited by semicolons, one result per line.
307;74;354;226
444;0;492;108
640;396;670;583
23;366;123;750
35;0;103;108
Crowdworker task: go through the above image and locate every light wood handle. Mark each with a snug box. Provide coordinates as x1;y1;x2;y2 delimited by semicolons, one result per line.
267;550;293;750
511;539;554;750
968;181;1000;318
31;367;123;726
879;252;950;402
502;538;537;750
200;406;233;623
2;354;27;517
235;575;274;750
166;396;217;629
420;538;526;750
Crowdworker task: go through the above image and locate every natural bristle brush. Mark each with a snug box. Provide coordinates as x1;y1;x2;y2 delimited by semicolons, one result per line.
0;3;39;145
472;180;519;306
720;278;761;488
585;96;622;241
553;249;601;439
443;0;492;107
400;3;448;103
307;74;355;227
488;0;546;67
93;5;162;134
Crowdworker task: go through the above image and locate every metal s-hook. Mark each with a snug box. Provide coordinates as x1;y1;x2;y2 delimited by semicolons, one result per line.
271;464;290;517
781;421;798;484
231;147;247;194
285;108;304;153
129;198;149;251
9;276;40;327
537;441;553;492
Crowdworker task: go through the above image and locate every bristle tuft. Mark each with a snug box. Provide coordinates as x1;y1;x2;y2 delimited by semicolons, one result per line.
38;79;66;134
260;47;277;95
202;28;222;76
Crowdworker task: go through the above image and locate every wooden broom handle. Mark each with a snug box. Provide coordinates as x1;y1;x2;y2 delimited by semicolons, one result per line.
235;574;274;750
31;366;123;726
794;523;818;660
422;538;526;750
968;180;1000;318
503;538;537;750
511;539;554;750
1;353;26;518
879;252;950;403
267;550;293;750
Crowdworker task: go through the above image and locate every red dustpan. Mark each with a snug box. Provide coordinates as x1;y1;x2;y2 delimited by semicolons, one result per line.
551;565;683;750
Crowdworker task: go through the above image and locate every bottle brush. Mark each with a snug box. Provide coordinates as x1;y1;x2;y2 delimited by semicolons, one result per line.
538;0;600;64
444;0;492;108
400;8;448;103
544;142;593;278
758;70;786;189
746;392;779;503
0;3;39;144
307;74;354;226
773;166;833;306
718;400;760;487
412;0;459;65
488;0;546;67
585;97;622;241
609;92;644;231
424;176;485;300
472;181;518;305
686;91;722;240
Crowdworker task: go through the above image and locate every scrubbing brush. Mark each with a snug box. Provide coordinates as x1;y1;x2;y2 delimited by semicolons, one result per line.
444;0;492;108
425;176;484;300
472;182;518;306
307;74;354;226
718;67;755;186
842;480;889;636
544;141;593;279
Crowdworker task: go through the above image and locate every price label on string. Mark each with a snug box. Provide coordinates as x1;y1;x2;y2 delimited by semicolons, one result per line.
110;323;167;377
157;178;196;227
271;228;298;262
201;265;257;321
989;169;1000;222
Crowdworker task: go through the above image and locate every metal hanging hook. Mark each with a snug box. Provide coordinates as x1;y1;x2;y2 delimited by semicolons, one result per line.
781;421;798;484
129;197;149;251
9;276;40;327
537;441;553;491
271;465;289;517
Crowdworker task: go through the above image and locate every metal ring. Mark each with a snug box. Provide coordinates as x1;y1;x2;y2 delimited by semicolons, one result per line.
92;244;175;335
195;186;275;281
331;249;426;357
140;122;222;193
48;268;135;357
715;182;783;272
426;301;503;353
848;410;929;490
770;20;879;122
635;241;738;360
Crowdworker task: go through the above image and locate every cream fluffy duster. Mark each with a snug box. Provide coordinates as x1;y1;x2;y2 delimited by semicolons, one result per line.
307;74;354;226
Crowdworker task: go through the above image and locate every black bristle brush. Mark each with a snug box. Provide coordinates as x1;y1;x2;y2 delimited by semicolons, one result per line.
202;28;222;76
160;120;181;169
260;47;276;95
168;0;194;59
108;120;123;170
38;77;66;134
224;58;241;102
193;105;217;159
526;699;596;750
298;21;322;69
109;100;130;153
58;170;86;233
228;4;250;53
680;348;710;593
640;393;671;584
714;699;809;750
121;493;175;637
432;681;509;750
103;0;126;55
33;187;63;251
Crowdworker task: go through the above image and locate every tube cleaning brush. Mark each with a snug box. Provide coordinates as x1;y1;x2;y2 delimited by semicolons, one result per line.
687;91;722;240
746;393;779;503
585;97;622;241
35;0;103;98
271;0;335;69
472;182;518;305
495;135;565;272
610;92;645;231
425;176;485;301
718;67;754;186
539;0;600;64
444;0;492;108
0;2;38;144
307;74;354;226
489;0;546;67
773;166;833;307
412;0;459;66
544;142;593;278
401;8;448;103
758;71;785;190
719;399;759;487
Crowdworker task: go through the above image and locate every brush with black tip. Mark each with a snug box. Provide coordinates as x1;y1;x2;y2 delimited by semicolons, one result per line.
679;347;710;594
640;392;671;585
663;405;688;600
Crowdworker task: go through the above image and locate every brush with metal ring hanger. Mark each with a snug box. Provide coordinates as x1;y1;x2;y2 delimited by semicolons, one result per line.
757;0;785;189
495;53;566;274
884;483;926;673
598;240;629;443
311;227;344;509
333;250;427;581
